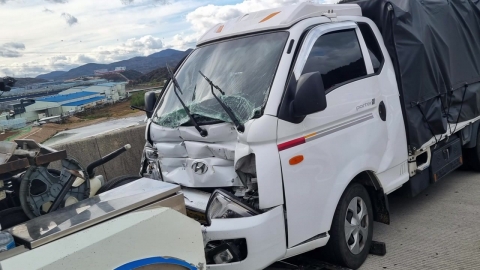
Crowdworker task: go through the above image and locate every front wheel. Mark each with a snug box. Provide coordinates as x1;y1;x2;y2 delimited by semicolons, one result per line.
325;183;373;269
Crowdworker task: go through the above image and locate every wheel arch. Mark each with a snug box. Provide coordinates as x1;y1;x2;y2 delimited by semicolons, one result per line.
463;120;480;149
351;171;390;225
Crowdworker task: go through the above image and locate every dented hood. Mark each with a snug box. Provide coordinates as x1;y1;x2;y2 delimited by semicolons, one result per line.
149;122;243;188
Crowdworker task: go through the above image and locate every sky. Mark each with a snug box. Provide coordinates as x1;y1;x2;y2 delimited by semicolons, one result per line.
0;0;333;78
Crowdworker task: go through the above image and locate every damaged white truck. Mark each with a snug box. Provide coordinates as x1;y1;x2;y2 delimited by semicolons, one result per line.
2;0;480;269
140;0;480;269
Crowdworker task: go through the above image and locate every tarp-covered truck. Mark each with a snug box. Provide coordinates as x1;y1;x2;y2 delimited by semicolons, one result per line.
2;1;480;269
139;1;480;269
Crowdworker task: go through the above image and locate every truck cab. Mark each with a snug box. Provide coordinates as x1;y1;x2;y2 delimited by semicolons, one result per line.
141;3;421;269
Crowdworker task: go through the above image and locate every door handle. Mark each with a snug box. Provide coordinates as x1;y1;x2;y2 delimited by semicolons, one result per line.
379;101;387;121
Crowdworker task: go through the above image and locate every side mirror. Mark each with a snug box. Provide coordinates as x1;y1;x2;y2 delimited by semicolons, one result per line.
292;72;327;117
144;91;157;118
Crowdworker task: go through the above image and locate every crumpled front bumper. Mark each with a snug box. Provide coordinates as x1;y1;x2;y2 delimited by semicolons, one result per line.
202;206;286;270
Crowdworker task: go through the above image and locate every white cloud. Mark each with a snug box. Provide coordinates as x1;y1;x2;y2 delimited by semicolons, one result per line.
125;35;163;50
3;42;25;50
92;35;165;63
121;0;171;4
46;0;68;3
0;42;26;58
0;0;198;77
165;33;197;49
1;53;95;77
76;54;96;63
168;0;319;48
61;12;78;26
186;0;306;34
0;0;337;77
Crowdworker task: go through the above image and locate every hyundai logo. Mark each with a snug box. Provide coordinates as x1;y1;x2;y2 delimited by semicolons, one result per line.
192;162;208;175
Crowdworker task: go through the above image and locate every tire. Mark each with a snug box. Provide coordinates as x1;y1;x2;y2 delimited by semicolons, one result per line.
324;183;373;269
97;175;141;194
463;130;480;171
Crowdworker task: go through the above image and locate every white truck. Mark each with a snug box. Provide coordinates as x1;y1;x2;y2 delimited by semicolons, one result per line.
2;1;480;270
139;1;480;269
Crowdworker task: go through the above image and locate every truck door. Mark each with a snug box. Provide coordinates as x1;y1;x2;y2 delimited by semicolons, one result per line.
277;22;389;247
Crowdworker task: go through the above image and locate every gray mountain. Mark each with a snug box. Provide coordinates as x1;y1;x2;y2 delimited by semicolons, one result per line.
36;71;67;80
36;49;192;81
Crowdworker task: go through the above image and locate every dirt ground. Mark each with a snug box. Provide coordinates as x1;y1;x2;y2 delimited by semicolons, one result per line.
6;101;144;143
0;130;19;141
75;100;144;120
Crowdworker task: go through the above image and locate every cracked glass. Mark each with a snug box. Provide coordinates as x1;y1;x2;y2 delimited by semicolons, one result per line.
153;32;289;128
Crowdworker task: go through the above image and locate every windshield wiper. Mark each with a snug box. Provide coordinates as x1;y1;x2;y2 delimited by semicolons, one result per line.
166;64;208;137
198;71;245;133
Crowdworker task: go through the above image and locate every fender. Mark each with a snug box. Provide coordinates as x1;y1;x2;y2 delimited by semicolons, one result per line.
357;171;390;224
317;154;386;234
463;121;480;148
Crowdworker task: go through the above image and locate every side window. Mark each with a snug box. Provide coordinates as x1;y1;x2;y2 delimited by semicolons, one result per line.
358;22;384;73
302;29;367;92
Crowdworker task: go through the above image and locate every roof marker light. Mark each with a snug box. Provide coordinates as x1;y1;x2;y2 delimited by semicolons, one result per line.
259;11;281;23
216;25;224;33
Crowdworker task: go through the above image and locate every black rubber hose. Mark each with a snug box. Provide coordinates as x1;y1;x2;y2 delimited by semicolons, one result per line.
86;144;131;178
47;174;76;213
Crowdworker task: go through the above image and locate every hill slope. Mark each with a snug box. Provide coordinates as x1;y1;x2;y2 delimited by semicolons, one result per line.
36;71;67;80
36;49;192;81
129;67;169;87
99;70;144;82
14;78;48;87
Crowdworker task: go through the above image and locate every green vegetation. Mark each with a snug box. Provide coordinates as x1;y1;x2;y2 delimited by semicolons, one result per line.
127;66;168;89
6;127;31;141
81;112;112;120
130;92;146;108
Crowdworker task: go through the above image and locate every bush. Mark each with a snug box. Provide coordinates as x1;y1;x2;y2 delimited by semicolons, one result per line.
130;92;145;108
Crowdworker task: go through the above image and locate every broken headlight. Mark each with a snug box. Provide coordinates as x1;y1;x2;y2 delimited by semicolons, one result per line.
206;190;260;226
140;146;161;180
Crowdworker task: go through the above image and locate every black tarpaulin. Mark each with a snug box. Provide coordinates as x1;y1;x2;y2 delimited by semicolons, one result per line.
349;0;480;149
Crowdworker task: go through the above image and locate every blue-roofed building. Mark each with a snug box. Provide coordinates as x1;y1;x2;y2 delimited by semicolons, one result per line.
81;82;127;101
36;91;98;103
62;96;106;112
17;91;103;122
63;96;105;107
13;80;124;122
59;82;127;102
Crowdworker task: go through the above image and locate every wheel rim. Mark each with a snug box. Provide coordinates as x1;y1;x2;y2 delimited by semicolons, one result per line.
344;196;369;255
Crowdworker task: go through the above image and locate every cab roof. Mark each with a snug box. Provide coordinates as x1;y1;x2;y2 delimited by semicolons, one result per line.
197;3;362;46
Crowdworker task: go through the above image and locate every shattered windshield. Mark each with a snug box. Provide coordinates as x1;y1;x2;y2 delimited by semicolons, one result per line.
153;32;289;128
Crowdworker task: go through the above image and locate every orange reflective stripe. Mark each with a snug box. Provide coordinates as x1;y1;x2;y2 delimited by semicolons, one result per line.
259;11;281;23
304;132;317;139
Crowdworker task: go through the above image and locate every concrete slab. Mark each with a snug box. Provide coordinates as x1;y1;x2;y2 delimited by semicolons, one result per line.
360;170;480;269
50;125;145;181
44;115;145;146
91;125;145;181
52;139;106;178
